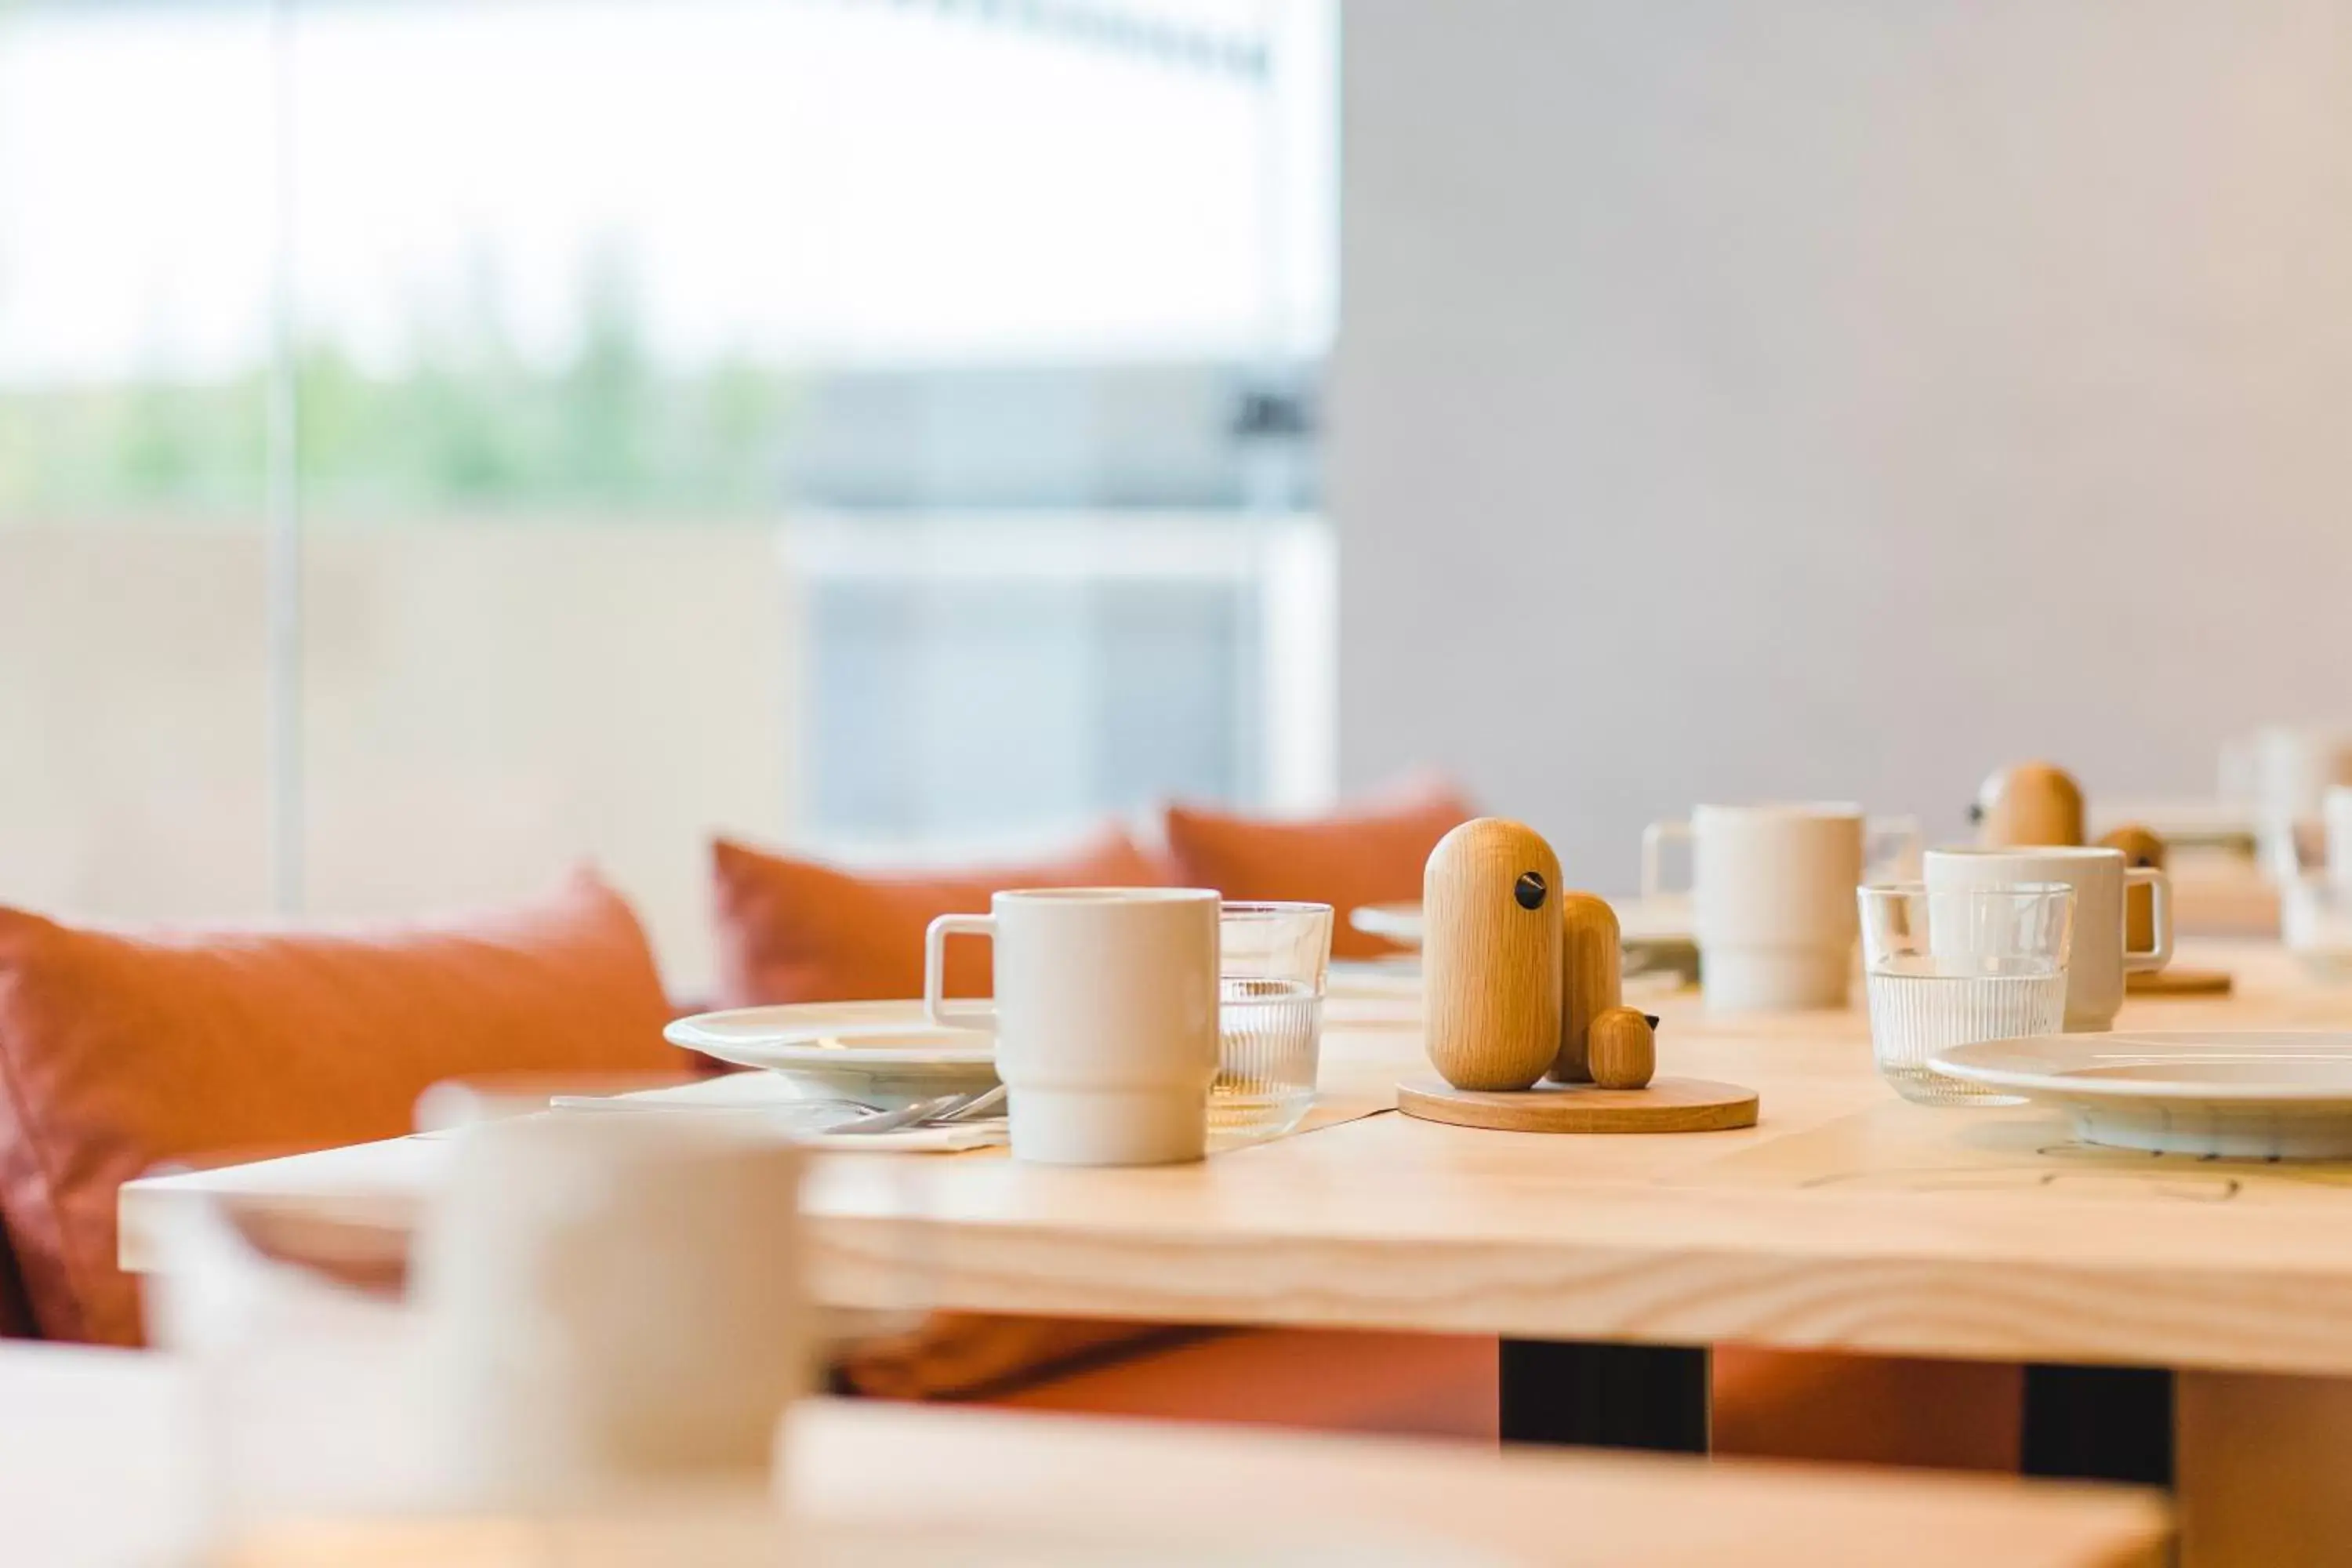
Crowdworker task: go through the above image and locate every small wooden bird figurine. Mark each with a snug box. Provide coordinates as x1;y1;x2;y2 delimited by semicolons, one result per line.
1423;818;1563;1091
1588;1007;1658;1090
1407;829;1760;1134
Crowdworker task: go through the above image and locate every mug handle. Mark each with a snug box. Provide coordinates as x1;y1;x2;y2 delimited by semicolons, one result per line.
1865;814;1924;880
924;913;997;1030
1640;820;1692;898
2123;866;2173;972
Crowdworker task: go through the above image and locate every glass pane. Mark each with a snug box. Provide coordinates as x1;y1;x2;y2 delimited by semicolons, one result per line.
285;0;1337;987
0;0;275;920
286;1;797;985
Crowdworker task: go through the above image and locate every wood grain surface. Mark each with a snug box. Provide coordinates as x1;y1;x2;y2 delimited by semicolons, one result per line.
1;1345;2168;1568
118;939;2352;1378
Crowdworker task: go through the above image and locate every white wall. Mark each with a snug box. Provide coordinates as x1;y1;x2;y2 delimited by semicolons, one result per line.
1336;0;2352;890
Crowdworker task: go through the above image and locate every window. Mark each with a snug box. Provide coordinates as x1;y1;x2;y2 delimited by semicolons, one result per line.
1;0;1336;985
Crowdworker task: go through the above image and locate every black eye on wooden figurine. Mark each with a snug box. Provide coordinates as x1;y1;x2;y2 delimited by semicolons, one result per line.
1514;870;1548;910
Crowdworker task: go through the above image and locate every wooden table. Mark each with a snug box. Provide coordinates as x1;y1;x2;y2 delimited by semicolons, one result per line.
122;939;2352;1566
0;1342;2165;1566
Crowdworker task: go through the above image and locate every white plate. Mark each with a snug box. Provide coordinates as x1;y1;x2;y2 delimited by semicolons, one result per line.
1930;1030;2352;1159
1348;901;1427;946
666;1001;997;1109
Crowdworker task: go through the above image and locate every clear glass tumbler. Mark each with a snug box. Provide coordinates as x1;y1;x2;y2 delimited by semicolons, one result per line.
1857;882;2075;1106
1214;902;1332;1137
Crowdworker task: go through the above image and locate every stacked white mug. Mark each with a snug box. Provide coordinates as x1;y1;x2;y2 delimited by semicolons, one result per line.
2326;785;2352;895
1643;803;1918;1012
2277;786;2352;954
2227;725;2352;881
925;887;1221;1166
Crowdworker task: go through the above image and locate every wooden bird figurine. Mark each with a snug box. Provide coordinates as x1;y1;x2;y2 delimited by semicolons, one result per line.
1423;818;1563;1091
1588;1007;1657;1090
2100;822;2167;953
1551;892;1621;1084
1975;762;2085;848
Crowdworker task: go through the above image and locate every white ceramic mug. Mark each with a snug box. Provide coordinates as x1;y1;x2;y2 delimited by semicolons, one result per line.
414;1117;807;1509
1643;803;1918;1011
926;887;1220;1166
1922;846;2172;1032
2227;726;2352;881
2323;785;2352;896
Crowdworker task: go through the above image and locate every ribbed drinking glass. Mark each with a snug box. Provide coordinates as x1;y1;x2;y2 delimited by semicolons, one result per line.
1858;882;2074;1105
1213;902;1332;1136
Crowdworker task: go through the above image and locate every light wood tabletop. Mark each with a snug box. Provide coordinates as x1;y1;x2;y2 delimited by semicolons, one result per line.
118;937;2352;1566
122;939;2352;1374
0;1342;2166;1566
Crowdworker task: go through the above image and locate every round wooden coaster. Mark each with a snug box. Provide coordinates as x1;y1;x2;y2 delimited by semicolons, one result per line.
1396;1076;1759;1134
2125;967;2234;997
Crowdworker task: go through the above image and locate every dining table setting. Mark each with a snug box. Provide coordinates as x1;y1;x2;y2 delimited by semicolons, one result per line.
106;737;2352;1566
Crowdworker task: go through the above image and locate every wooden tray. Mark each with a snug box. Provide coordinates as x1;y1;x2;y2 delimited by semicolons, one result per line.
2126;967;2233;998
1396;1076;1758;1134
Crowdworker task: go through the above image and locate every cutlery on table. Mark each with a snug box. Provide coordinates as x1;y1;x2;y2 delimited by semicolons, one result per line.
933;1084;1007;1123
828;1086;1004;1136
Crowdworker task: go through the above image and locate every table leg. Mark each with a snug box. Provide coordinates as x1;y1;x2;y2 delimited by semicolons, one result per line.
2021;1364;2173;1485
2177;1370;2352;1567
1497;1340;1708;1451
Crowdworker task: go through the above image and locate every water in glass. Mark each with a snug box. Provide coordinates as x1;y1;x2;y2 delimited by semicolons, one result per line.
1864;965;2063;1105
1212;976;1322;1135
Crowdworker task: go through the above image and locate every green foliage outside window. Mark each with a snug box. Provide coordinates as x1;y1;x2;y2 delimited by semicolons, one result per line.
0;245;802;521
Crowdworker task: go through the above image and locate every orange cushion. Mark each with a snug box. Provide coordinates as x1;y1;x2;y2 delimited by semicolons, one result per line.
710;828;1167;1008
985;1329;1501;1442
0;871;679;1345
1712;1348;2023;1472
1163;782;1474;959
987;1335;2018;1468
839;1316;1194;1402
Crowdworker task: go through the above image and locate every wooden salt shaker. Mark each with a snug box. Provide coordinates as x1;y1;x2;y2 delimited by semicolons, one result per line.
2101;822;2167;953
1550;891;1621;1084
1423;818;1563;1092
1976;762;2085;848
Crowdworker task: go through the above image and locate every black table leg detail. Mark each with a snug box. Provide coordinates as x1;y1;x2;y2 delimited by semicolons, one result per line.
2020;1364;2173;1486
1499;1339;1709;1451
